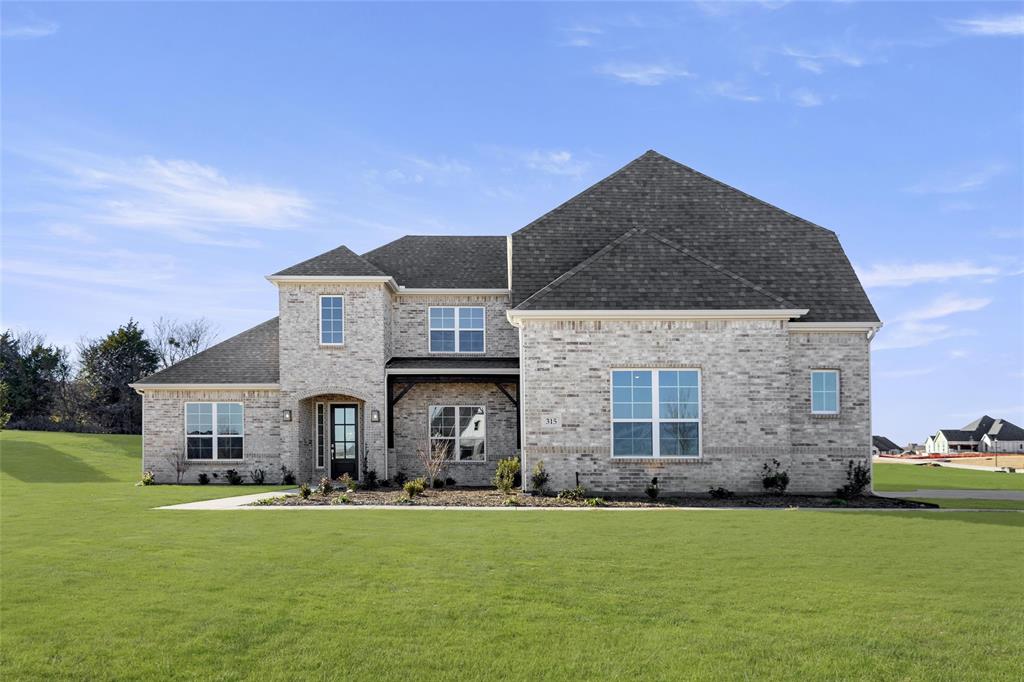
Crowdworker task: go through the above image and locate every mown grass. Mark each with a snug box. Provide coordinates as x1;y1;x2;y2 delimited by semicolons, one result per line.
911;498;1024;511
873;461;1024;491
2;430;1023;681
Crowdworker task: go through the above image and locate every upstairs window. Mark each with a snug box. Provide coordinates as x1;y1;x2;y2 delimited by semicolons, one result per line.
429;306;484;353
611;370;701;458
320;296;344;345
811;370;839;414
186;402;243;460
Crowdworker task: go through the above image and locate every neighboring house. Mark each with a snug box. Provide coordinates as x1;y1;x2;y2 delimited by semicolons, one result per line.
872;436;902;456
131;150;881;494
904;442;925;455
924;415;1024;454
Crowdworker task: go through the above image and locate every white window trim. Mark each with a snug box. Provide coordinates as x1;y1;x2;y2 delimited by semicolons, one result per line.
314;402;325;469
609;369;702;459
810;369;840;415
427;306;486;354
184;402;244;461
428;404;487;463
319;295;345;346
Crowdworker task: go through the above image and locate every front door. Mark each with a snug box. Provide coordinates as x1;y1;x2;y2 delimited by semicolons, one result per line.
330;404;358;479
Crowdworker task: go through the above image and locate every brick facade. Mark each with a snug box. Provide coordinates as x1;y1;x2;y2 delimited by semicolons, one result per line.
390;293;518;358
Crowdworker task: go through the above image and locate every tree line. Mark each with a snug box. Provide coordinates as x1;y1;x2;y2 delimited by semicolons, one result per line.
0;318;215;435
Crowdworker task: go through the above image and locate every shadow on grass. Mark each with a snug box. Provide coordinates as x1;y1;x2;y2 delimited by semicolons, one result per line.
859;510;1024;528
0;440;115;483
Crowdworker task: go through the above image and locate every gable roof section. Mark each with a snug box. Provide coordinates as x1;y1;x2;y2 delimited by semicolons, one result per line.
938;429;973;442
872;435;900;451
362;236;507;288
987;419;1024;441
510;150;879;322
134;318;280;386
960;415;995;438
272;245;387;278
516;227;796;310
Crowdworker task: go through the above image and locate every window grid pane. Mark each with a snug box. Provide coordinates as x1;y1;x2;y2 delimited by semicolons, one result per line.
321;296;344;344
429;307;484;352
430;406;485;462
612;370;700;457
811;371;839;413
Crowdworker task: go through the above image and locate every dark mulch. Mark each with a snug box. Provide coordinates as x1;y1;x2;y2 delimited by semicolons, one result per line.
253;486;933;509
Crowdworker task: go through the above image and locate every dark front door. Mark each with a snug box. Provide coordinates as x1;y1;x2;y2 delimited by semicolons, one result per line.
330;404;358;479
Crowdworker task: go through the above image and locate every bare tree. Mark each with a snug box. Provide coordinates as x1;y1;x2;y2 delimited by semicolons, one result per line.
164;448;191;484
415;439;454;489
150;318;217;369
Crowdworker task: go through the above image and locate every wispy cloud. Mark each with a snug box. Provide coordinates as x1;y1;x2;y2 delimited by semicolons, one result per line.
791;88;823;107
561;24;603;47
896;294;992;322
856;261;1000;288
47;224;96;243
874;294;990;352
596;62;694;86
711;81;761;102
520;150;589;176
1;20;59;39
947;15;1024;36
780;45;866;74
905;163;1007;194
796;59;824;75
877;367;935;379
16;147;311;246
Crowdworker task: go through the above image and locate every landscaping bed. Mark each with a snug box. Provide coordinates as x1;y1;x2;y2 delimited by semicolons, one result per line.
253;486;932;509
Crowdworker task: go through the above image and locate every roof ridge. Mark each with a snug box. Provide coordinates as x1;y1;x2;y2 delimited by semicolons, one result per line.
645;231;796;307
140;317;279;382
273;244;386;277
648;152;837;236
514;227;646;309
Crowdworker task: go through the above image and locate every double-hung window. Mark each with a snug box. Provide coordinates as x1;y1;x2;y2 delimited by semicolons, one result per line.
611;369;701;457
429;307;484;353
429;405;486;461
186;402;243;460
811;370;839;414
320;295;344;345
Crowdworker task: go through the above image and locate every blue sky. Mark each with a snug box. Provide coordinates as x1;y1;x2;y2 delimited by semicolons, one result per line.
2;2;1022;444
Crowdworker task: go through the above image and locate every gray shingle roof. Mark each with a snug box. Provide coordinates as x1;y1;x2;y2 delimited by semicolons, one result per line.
273;245;386;277
136;318;279;385
510;150;879;322
362;236;507;288
938;429;974;442
873;435;901;451
517;226;796;310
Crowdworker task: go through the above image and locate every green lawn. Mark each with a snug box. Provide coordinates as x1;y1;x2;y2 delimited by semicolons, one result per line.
2;431;1023;681
911;498;1024;511
873;462;1024;492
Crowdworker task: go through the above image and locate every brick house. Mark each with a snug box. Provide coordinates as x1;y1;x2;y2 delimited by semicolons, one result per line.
132;150;881;494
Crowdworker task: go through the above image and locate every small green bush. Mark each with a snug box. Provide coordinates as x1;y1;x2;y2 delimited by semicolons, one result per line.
279;465;296;485
708;486;734;499
493;457;520;493
836;460;871;499
645;477;659;500
503;496;520;507
197;473;210;485
225;469;243;485
585;497;606;507
556;485;586;502
249;468;266;485
317;477;333;496
299;483;311;500
362;469;378;490
333;493;351;505
252;495;286;506
530;461;550;492
337;473;356;491
404;478;426;498
761;459;790;494
137;470;155;486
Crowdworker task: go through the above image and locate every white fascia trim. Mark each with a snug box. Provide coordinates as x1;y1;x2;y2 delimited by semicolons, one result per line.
397;288;510;296
789;321;883;339
266;275;399;292
130;383;280;392
506;308;809;325
386;368;519;375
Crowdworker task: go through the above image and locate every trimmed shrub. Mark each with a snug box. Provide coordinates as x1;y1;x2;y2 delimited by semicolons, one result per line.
299;483;312;500
197;473;210;485
394;471;408;486
333;493;351;505
317;477;334;496
493;457;520;494
432;478;446;489
137;470;155;486
225;469;243;485
645;477;659;500
556;485;586;502
249;468;266;485
280;466;296;486
403;478;426;498
761;459;790;494
585;497;606;507
503;496;520;507
836;460;871;499
708;486;734;499
362;469;379;490
445;476;456;487
530;461;550;493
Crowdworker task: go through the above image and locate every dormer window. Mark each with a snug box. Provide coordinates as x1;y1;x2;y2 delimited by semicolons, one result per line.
320;295;344;345
429;306;484;353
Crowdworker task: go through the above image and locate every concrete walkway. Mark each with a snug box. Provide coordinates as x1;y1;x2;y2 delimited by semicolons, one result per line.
157;489;298;510
875;489;1024;501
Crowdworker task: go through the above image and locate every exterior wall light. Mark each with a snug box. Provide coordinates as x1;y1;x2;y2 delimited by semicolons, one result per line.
282;409;292;422
370;409;381;422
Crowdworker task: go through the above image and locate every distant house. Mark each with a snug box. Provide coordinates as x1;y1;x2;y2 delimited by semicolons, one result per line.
925;416;1024;454
872;436;902;456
